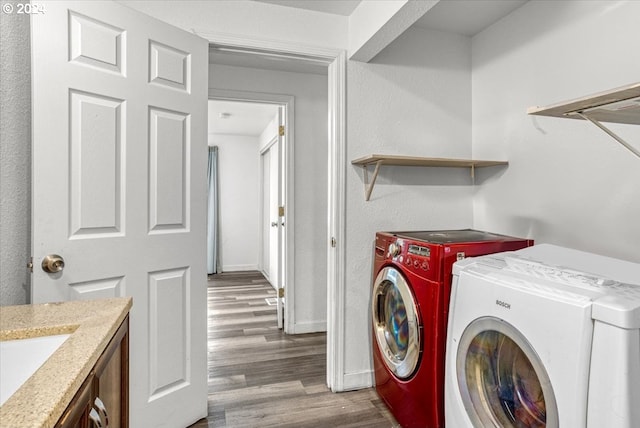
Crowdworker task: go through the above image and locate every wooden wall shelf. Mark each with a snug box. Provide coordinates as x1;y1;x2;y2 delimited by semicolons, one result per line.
351;154;508;201
528;82;640;158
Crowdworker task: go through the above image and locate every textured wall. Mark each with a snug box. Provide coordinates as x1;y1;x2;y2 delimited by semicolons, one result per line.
0;4;31;306
344;26;473;385
472;0;640;263
208;134;261;272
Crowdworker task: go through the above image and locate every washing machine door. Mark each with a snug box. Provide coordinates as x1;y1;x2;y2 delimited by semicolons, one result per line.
456;317;559;428
372;266;420;379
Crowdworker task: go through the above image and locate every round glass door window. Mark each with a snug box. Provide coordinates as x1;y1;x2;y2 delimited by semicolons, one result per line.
456;317;558;428
372;267;420;379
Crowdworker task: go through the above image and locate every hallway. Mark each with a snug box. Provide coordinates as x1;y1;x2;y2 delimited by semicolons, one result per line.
189;271;399;427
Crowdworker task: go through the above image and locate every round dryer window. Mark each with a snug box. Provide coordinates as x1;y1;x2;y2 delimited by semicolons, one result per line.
456;317;558;428
372;267;420;379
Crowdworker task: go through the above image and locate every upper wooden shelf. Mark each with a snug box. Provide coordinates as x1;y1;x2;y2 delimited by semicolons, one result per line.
527;82;640;125
527;82;640;160
351;155;508;201
351;154;508;168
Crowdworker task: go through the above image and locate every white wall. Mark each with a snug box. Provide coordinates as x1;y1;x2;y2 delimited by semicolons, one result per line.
0;5;31;305
209;135;260;271
471;0;640;263
344;26;473;386
210;64;328;333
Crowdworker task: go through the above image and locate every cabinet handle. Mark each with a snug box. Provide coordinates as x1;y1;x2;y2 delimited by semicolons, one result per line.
89;408;104;428
90;397;110;428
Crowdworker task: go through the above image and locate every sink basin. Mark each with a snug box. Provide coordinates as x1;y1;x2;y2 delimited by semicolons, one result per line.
0;334;71;406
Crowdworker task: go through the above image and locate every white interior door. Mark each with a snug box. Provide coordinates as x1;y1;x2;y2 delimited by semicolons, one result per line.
261;137;283;329
268;140;280;290
30;2;208;427
261;148;271;277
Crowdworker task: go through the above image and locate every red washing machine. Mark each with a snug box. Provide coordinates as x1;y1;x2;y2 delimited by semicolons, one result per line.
371;229;533;428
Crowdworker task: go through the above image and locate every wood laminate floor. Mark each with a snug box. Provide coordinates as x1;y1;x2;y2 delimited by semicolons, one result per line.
188;271;400;428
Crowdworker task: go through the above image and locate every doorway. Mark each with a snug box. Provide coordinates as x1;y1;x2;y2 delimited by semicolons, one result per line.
208;98;287;328
205;37;346;391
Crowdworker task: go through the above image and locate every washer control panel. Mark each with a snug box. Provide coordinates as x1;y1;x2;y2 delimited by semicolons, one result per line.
408;244;431;257
388;239;432;273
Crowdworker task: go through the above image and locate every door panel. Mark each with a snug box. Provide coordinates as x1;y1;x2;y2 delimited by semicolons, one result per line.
149;41;190;91
69;11;124;74
69;90;124;237
31;2;207;427
69;276;125;301
149;107;189;231
148;268;189;398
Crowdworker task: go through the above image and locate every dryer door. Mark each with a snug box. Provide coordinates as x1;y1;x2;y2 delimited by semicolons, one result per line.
456;317;559;428
372;267;420;379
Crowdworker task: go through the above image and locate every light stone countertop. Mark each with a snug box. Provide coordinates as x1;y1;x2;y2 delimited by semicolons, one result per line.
0;297;132;428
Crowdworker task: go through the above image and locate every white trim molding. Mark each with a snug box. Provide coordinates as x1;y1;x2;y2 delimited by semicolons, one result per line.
203;31;348;391
292;320;328;335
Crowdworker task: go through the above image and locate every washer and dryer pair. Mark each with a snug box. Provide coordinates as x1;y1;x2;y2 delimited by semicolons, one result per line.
445;244;640;428
372;231;640;428
371;230;532;427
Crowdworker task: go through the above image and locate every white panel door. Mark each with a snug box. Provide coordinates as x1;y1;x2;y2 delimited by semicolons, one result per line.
30;2;208;427
268;141;280;292
261;148;271;277
260;136;283;329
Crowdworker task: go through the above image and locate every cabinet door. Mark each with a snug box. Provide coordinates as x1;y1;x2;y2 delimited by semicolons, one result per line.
94;317;129;428
56;375;93;428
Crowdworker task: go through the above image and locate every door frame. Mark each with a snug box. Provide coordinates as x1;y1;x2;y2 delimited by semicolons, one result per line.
203;32;347;391
209;90;293;331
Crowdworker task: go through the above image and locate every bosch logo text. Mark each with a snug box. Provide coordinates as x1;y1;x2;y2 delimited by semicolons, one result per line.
495;300;511;309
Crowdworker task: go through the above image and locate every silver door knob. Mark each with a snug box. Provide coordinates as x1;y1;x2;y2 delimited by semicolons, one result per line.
271;222;278;227
42;254;65;273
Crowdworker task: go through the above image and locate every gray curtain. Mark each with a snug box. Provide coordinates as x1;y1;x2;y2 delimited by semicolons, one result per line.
207;146;219;274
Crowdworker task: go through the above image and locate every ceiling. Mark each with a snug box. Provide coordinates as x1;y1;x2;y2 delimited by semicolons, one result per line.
252;0;361;16
210;1;530;134
412;0;528;36
214;1;529;75
252;0;528;37
208;100;279;136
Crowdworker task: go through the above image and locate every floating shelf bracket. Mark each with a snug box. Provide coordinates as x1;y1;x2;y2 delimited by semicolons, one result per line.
574;112;640;159
351;155;508;201
362;160;383;201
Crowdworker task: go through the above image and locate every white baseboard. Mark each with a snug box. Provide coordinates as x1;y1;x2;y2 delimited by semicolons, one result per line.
221;264;259;272
291;320;327;334
340;370;374;391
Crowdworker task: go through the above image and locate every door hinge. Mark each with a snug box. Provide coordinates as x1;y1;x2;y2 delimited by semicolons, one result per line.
278;125;285;137
331;237;336;248
278;288;285;298
278;206;285;217
27;256;33;273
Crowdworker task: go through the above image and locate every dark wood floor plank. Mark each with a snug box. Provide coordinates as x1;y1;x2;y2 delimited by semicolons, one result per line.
187;271;400;428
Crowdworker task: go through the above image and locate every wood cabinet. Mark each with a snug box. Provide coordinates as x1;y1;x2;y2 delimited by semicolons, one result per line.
56;316;129;428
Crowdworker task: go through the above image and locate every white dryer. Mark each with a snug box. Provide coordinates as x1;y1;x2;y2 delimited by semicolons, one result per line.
444;244;640;428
